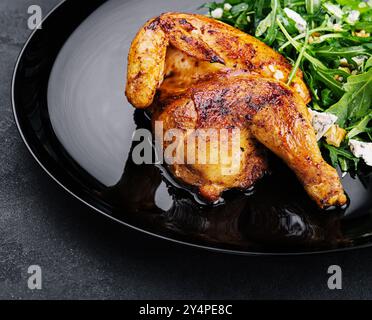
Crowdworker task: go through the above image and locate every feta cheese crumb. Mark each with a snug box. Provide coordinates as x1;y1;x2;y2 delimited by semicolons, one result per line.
349;140;372;166
211;8;223;19
323;3;344;19
308;109;338;141
274;70;285;81
284;8;307;33
352;55;367;67
333;23;343;32
339;58;348;66
224;3;232;11
346;10;360;25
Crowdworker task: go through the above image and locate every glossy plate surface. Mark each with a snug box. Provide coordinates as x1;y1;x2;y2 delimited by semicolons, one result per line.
12;0;372;255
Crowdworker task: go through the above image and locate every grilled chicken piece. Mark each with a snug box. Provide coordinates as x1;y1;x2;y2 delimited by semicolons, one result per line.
125;13;347;208
154;73;347;207
126;12;310;108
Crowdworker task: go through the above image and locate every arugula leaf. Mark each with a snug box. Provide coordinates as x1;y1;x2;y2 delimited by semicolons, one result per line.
327;68;372;127
347;112;372;139
256;11;272;36
263;0;280;45
321;88;337;106
366;56;372;70
355;21;372;33
323;142;359;171
306;0;321;15
231;3;249;16
313;44;372;59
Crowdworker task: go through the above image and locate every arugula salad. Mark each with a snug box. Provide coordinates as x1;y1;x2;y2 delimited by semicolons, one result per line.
204;0;372;173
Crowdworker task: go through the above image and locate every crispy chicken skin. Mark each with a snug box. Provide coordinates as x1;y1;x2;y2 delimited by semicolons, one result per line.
154;74;347;208
153;79;269;201
126;12;310;108
125;13;347;208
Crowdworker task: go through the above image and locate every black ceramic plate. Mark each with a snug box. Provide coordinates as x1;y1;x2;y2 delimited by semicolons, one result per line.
12;0;372;255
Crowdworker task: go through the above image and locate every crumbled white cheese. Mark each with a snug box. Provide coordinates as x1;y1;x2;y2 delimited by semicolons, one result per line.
346;10;360;25
308;109;338;141
339;58;348;66
211;8;224;19
359;2;367;9
284;8;308;33
349;140;372;166
323;2;344;19
352;55;367;67
224;3;232;11
333;23;343;31
274;70;285;81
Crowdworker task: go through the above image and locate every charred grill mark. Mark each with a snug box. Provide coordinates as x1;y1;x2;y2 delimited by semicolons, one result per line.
250;82;294;109
245;95;252;104
193;88;232;125
210;55;225;64
180;35;191;43
267;81;293;97
241;44;257;69
178;79;298;128
244;101;263;119
178;35;225;65
145;17;160;30
215;37;256;69
164;71;175;79
133;71;144;81
207;29;217;35
178;18;195;32
160;19;176;31
220;105;229;115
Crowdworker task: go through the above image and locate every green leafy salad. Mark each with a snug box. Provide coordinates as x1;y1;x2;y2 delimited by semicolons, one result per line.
203;0;372;173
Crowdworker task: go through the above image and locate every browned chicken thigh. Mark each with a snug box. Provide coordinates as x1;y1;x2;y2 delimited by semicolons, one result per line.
153;74;269;202
125;13;347;208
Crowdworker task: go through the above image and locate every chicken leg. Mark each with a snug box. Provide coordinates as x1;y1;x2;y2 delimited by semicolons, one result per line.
153;73;347;208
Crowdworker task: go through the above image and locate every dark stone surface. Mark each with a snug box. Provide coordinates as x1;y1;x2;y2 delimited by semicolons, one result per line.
0;0;371;300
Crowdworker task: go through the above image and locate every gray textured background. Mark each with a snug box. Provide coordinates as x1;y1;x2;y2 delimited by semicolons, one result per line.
1;0;372;300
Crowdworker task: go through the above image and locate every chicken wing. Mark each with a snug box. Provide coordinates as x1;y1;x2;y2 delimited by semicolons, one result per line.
126;12;310;108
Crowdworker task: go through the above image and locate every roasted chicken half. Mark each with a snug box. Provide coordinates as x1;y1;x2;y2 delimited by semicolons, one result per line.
125;13;347;208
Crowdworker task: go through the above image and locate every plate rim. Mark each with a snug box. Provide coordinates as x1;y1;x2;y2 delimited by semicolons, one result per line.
10;0;372;256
